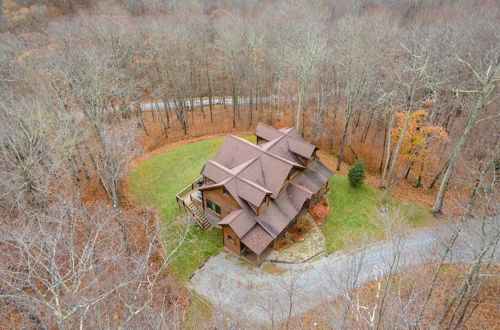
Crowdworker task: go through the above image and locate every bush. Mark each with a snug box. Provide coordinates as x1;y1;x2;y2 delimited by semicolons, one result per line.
348;160;366;188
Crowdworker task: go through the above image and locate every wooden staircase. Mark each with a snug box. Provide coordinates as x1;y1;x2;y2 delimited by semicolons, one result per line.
185;200;212;230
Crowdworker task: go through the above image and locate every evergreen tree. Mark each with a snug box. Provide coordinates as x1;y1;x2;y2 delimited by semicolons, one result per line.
348;160;366;188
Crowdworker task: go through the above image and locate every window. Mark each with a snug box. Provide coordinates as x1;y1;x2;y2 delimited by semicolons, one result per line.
222;188;229;196
227;234;236;244
207;200;221;215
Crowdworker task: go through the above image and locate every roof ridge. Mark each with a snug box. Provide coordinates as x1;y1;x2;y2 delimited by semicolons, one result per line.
231;157;258;175
261;134;286;151
237;176;272;195
206;159;271;197
256;123;317;149
227;135;305;169
289;181;313;194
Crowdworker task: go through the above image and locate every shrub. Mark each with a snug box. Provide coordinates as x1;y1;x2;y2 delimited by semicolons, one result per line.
311;204;328;225
348;160;366;188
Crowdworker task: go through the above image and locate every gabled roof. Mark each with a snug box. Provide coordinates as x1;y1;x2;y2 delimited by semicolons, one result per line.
200;158;272;206
202;135;305;202
200;123;333;256
219;209;255;238
255;123;318;162
241;225;274;255
293;159;333;194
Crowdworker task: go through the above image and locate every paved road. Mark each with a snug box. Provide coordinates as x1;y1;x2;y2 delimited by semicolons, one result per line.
189;218;499;325
140;96;279;111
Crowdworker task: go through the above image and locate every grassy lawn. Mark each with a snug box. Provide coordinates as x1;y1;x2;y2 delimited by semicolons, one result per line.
128;135;430;280
128;136;255;281
323;175;431;252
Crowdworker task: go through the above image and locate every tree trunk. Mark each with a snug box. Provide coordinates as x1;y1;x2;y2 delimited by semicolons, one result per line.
336;104;353;171
415;161;425;188
433;71;495;213
75;143;91;181
205;64;214;123
136;103;149;135
231;83;237;128
429;157;450;189
296;84;304;133
249;89;253;127
404;161;413;179
467;159;495;214
150;103;156;122
383;107;411;202
174;99;187;135
165;99;171;128
155;100;168;138
200;95;205;120
435;233;499;329
414;221;463;327
361;110;375;143
312;91;323;144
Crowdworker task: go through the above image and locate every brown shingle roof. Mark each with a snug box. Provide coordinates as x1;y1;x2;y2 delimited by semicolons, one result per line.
293;159;333;194
200;158;272;207
200;123;333;256
203;135;304;201
241;224;274;255
287;182;313;210
255;123;317;161
219;209;256;238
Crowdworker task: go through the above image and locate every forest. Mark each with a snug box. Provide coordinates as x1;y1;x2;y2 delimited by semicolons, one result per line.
0;0;498;328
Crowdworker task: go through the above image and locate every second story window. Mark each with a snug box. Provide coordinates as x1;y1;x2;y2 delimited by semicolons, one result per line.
207;200;221;215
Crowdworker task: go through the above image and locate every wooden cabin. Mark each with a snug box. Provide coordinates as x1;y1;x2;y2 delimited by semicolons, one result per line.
197;123;333;266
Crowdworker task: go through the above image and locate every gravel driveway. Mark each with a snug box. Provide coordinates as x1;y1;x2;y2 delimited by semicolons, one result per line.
189;218;499;326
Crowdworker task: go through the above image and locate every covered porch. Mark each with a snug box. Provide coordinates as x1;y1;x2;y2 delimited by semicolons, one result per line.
224;242;274;267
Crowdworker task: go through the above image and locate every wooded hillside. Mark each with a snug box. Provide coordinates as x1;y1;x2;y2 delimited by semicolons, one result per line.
0;0;498;328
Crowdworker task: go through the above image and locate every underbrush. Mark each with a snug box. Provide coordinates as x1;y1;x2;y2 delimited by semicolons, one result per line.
289;263;500;329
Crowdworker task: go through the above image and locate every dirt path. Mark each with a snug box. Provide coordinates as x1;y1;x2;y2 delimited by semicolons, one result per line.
189;218;499;326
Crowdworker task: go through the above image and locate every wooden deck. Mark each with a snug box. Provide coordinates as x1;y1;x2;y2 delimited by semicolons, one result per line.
176;177;213;230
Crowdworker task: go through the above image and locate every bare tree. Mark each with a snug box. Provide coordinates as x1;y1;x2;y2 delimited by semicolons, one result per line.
214;13;245;128
381;25;450;202
433;60;499;213
333;13;395;171
0;196;186;329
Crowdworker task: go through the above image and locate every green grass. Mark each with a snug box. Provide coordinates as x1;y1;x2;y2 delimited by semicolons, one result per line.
128;135;430;279
323;175;431;252
128;135;255;281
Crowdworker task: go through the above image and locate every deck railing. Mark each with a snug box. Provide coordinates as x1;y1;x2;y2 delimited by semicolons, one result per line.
175;176;203;209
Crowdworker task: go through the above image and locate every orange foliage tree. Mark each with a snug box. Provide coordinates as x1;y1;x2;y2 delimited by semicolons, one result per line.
391;109;448;187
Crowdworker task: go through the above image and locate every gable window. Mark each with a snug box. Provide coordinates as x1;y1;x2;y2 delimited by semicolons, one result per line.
222;188;229;196
207;200;221;215
227;234;236;244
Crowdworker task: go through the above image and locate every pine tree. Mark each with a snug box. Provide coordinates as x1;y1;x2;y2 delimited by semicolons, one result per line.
348;160;366;188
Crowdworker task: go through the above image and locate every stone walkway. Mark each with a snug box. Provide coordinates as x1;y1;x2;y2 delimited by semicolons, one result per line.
267;212;326;263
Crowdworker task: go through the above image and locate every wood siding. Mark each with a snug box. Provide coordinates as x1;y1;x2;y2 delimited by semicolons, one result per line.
203;176;214;185
257;196;270;215
203;188;240;219
222;225;241;255
256;136;268;145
